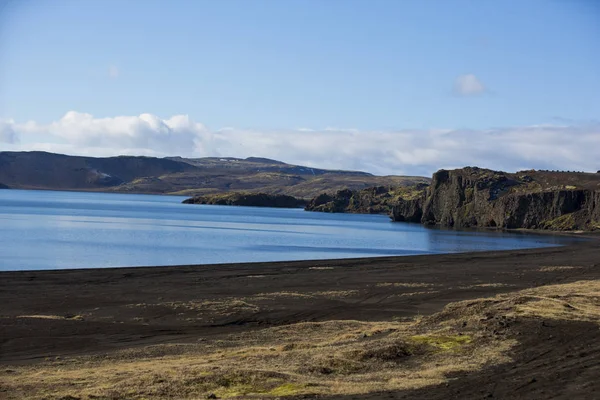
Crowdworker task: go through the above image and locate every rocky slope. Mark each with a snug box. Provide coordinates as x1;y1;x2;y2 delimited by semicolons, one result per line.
0;151;428;198
392;167;600;230
183;192;305;208
305;184;428;214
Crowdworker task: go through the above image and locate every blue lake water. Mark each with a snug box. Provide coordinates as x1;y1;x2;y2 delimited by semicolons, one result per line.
0;189;579;271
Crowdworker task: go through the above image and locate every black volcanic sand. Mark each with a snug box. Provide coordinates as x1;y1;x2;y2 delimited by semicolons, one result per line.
1;237;599;399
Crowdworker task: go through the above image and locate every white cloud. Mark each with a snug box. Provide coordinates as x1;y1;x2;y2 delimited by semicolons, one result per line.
2;111;599;176
454;74;486;96
0;120;18;143
108;65;119;79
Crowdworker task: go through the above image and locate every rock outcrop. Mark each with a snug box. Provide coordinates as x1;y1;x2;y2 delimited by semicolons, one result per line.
0;183;9;189
183;192;305;208
305;185;428;214
392;167;600;231
391;197;423;222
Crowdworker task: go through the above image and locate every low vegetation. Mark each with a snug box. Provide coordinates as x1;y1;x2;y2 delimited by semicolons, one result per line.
182;192;306;208
3;279;599;399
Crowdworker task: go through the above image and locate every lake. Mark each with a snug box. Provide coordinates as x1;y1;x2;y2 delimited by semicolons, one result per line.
0;189;578;271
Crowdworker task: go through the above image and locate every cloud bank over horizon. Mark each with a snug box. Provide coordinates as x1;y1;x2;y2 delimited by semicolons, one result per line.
1;111;599;177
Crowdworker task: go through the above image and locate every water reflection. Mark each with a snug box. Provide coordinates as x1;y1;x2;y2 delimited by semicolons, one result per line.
0;189;582;271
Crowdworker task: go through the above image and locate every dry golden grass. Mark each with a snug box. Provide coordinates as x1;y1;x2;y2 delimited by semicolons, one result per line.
254;291;315;299
538;265;582;272
129;299;261;316
16;315;69;320
1;321;506;400
16;314;85;321
311;290;360;298
512;280;600;323
390;290;441;298
4;280;600;400
253;290;359;300
375;282;433;288
456;283;515;289
426;280;600;330
471;283;514;288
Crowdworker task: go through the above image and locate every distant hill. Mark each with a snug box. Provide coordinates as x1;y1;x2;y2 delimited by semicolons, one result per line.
0;152;198;191
0;151;429;198
165;156;373;176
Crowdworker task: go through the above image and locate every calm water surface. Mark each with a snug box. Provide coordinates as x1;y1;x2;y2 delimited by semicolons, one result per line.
0;190;578;271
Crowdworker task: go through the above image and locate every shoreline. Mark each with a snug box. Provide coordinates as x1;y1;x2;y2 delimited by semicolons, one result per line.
1;230;593;275
0;240;583;275
2;240;598;358
2;238;599;398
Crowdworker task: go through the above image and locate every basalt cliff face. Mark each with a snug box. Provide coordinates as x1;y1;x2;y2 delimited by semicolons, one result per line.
305;188;386;214
305;185;428;214
392;167;600;231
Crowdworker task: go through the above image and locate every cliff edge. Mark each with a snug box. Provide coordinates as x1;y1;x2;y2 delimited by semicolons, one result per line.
392;167;600;231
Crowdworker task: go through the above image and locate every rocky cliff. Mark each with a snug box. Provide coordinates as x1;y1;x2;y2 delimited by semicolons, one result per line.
392;167;600;231
183;192;305;208
305;185;428;214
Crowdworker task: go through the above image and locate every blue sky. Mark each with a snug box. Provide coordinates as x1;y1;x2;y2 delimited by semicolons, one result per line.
0;0;599;175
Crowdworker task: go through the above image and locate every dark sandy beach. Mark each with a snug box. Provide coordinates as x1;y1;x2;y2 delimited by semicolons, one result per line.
1;237;599;399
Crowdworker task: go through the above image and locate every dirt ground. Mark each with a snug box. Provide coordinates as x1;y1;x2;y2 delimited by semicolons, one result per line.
1;236;599;399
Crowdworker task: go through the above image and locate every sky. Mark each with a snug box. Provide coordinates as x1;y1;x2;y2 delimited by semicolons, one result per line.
0;0;599;176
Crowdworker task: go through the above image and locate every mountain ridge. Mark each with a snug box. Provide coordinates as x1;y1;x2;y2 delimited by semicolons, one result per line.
0;151;428;198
